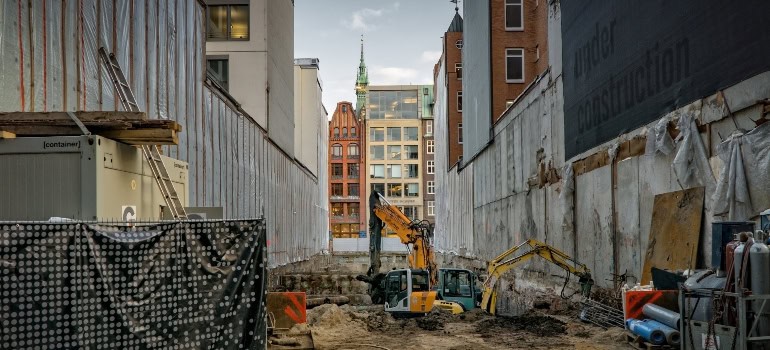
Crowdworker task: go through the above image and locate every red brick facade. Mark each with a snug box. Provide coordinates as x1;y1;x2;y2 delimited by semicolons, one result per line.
328;101;366;238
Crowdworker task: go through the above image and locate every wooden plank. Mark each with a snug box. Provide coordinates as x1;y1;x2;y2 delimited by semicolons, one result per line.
0;131;16;139
641;187;705;284
0;111;147;121
96;129;179;145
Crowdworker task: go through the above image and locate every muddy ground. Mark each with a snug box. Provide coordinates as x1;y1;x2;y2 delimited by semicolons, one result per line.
301;303;629;350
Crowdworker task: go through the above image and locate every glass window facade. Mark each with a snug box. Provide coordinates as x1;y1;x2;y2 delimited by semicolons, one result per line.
370;127;385;141
370;145;384;160
387;164;402;178
348;183;360;197
387;127;401;141
370;165;385;178
406;183;419;197
207;5;249;41
348;163;359;178
207;59;229;91
372;183;385;195
404;127;418;141
387;183;403;197
405;164;419;178
388;145;402;160
405;145;419;159
368;91;419;119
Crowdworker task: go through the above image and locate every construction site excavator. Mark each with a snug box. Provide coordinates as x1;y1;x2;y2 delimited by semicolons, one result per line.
357;191;469;315
479;239;595;315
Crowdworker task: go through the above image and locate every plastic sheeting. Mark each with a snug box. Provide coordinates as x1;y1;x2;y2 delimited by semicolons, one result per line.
672;113;716;190
560;162;575;232
713;122;770;221
0;220;268;349
645;116;675;157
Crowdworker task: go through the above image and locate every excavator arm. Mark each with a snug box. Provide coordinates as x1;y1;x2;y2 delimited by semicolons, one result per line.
357;192;438;303
480;239;594;315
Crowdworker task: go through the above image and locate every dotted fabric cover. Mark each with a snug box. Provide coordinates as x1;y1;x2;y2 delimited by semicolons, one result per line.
0;220;267;349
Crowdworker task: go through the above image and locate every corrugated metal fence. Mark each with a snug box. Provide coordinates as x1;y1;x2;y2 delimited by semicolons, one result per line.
0;0;328;266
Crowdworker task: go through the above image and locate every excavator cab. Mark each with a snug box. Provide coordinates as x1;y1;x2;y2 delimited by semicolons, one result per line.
436;268;478;312
383;269;437;315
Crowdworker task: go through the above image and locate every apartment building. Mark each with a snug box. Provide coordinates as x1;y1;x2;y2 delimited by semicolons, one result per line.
364;85;431;236
329;102;366;238
435;10;465;168
205;0;296;155
462;0;548;159
293;58;327;176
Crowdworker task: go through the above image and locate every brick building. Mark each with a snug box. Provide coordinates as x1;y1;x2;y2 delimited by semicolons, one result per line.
328;101;366;238
421;85;436;223
437;11;464;167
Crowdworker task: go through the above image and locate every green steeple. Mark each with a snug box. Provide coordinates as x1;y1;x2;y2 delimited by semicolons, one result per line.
355;35;369;115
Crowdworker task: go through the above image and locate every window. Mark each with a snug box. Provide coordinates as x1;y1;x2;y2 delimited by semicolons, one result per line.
207;5;249;40
405;183;419;197
387;127;402;141
348;183;360;197
457;91;463;112
207;58;229;90
387;164;402;178
442;270;472;297
455;63;463;80
388;145;402;160
351;127;357;137
535;45;540;61
427;181;435;194
405;145;419;159
370;145;384;160
367;91;419;119
423;87;429;95
427;160;435;174
348;163;360;179
505;0;523;31
506;100;514;109
333;128;340;138
342;127;348;137
331;164;343;178
404;127;418;141
426;120;433;135
372;183;385;195
427;201;435;216
348;203;360;217
427;140;435;154
370;165;385;178
331;203;344;216
331;184;343;197
387;183;403;197
405;164;419;178
455;39;463;49
342;105;348;113
458;123;463;144
370;127;385;141
403;206;418;220
331;143;342;158
506;48;525;83
348;143;360;158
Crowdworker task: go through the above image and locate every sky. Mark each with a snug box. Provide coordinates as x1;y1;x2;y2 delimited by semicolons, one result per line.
294;0;463;115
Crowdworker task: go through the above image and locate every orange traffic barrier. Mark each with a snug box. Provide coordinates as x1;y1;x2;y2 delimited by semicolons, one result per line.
267;292;307;328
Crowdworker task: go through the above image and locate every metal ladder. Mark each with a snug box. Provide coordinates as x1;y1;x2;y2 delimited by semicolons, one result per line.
98;47;188;220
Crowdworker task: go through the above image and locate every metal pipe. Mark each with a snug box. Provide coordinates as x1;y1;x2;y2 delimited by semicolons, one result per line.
643;303;681;329
645;319;681;346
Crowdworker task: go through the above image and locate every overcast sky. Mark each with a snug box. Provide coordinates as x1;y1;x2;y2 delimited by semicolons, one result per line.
295;0;463;114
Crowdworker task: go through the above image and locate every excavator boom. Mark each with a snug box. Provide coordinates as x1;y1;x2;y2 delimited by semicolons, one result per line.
480;239;594;315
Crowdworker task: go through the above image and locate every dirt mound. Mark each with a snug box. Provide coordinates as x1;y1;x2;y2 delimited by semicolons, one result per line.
307;304;352;327
476;312;566;337
457;308;487;322
416;308;456;331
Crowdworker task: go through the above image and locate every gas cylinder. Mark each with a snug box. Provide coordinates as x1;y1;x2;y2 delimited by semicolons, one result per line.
724;234;741;325
750;231;770;336
626;319;666;345
734;233;754;292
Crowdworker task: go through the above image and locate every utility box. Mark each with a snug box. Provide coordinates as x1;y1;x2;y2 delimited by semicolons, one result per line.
0;135;188;221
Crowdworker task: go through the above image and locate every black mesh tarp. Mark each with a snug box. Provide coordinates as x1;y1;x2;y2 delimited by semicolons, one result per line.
0;220;267;349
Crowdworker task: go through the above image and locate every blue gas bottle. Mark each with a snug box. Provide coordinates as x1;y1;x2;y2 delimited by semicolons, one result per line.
626;318;666;345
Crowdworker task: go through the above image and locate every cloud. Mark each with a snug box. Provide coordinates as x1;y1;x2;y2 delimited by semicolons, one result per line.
341;3;401;32
420;50;442;63
369;66;434;85
342;8;384;31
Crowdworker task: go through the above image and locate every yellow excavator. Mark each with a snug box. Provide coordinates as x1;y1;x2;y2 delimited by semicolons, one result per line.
480;239;595;315
357;192;466;315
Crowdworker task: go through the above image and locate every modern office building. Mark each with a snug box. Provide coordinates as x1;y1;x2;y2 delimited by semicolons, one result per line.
364;85;432;236
328;102;366;239
293;58;327;176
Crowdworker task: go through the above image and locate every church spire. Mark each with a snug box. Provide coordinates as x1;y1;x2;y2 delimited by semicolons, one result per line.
355;35;369;115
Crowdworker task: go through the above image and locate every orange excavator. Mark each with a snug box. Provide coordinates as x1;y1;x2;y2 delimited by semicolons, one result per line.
357;191;465;315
